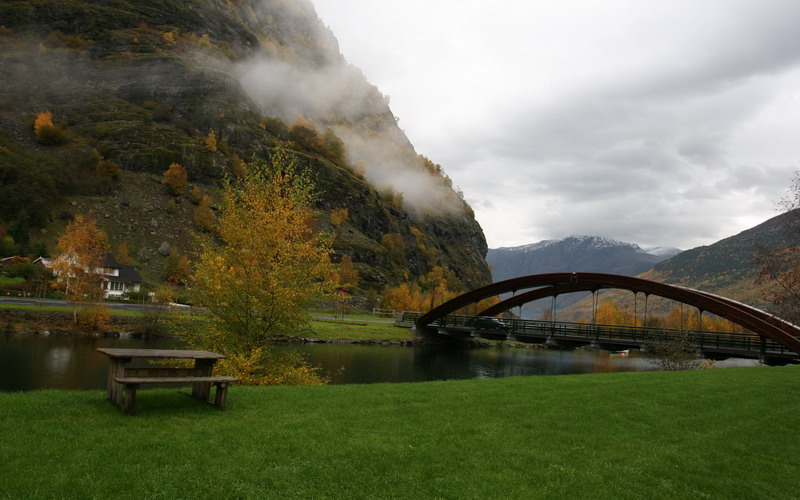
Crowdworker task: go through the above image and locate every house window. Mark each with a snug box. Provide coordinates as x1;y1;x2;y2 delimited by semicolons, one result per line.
109;282;125;292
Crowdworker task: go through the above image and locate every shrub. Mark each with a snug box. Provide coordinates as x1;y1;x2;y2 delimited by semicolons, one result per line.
97;160;121;180
33;112;68;146
190;186;204;205
163;163;188;195
229;153;246;178
193;194;215;231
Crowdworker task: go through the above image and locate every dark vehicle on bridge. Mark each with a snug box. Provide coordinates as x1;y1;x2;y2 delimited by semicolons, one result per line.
468;316;511;331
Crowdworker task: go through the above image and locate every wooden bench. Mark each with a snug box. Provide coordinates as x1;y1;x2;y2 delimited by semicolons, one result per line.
114;375;238;415
97;348;237;415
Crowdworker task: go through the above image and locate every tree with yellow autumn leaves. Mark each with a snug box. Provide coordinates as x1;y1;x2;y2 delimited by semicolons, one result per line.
52;213;110;329
182;146;339;384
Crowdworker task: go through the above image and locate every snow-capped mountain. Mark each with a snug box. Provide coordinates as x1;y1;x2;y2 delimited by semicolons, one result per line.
485;235;682;319
487;235;681;283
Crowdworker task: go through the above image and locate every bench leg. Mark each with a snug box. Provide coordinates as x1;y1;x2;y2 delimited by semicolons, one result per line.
192;359;215;401
121;384;139;415
214;382;229;409
108;359;131;408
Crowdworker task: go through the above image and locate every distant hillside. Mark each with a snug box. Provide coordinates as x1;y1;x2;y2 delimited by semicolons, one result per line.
488;236;679;281
640;212;793;308
487;235;680;318
560;213;793;321
0;0;491;292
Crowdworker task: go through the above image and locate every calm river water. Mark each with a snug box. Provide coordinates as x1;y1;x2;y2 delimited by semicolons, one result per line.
0;332;662;391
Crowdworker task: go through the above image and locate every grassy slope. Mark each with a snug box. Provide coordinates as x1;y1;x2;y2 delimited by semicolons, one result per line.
1;366;798;499
0;302;411;340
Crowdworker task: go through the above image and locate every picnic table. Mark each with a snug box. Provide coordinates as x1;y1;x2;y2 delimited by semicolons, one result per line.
97;348;237;415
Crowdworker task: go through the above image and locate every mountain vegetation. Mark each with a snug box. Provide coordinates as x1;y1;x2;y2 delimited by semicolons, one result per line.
753;181;800;324
0;0;491;299
641;213;792;309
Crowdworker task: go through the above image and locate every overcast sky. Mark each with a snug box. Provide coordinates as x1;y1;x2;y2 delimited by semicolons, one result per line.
312;0;800;251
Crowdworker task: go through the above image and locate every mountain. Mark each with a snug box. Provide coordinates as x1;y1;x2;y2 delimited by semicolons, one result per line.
486;236;680;318
487;235;680;282
0;0;491;292
559;212;793;320
639;211;793;308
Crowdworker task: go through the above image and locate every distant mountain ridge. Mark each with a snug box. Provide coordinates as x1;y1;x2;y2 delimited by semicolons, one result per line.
488;235;681;283
637;211;795;309
486;235;681;318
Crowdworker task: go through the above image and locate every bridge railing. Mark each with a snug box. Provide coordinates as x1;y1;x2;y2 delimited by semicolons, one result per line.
417;313;796;356
400;311;422;324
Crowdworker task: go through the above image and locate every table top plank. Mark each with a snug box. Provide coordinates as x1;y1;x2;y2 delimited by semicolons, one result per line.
97;348;226;360
114;376;237;384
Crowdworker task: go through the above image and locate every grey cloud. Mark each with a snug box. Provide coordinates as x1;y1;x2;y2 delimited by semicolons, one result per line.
312;0;800;249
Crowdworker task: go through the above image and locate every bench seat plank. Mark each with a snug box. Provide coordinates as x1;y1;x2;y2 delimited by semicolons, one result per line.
113;376;237;415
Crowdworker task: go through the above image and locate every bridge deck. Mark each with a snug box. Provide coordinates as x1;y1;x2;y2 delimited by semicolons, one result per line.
402;313;800;360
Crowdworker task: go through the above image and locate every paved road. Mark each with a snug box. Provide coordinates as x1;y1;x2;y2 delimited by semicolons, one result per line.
0;297;164;312
0;298;397;322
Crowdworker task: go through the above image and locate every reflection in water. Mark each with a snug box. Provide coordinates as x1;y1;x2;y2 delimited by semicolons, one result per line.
0;333;180;391
276;343;658;384
46;346;73;375
0;332;664;391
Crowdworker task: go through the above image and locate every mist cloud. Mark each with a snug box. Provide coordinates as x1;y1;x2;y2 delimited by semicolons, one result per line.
236;53;465;214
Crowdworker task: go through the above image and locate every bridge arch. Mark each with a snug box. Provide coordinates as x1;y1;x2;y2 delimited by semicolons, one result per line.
415;273;800;354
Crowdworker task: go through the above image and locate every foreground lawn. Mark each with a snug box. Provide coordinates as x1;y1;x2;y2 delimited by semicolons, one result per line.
1;366;798;499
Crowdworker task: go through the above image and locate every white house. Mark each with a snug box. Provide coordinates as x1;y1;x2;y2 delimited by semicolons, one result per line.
99;254;143;298
49;253;143;299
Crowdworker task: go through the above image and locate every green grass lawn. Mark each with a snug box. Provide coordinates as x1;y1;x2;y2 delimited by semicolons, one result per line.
0;302;142;317
0;276;25;286
1;366;798;499
305;319;414;342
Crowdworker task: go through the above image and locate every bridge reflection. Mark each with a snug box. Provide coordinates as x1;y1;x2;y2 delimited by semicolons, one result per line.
399;312;799;362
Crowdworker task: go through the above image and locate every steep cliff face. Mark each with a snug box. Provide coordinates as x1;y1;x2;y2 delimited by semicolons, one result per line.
0;0;491;290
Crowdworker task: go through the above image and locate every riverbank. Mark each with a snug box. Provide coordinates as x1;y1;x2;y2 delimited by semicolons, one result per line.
1;366;798;498
0;306;421;344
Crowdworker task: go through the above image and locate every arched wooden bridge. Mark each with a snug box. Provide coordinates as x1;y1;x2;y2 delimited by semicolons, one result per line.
412;273;800;359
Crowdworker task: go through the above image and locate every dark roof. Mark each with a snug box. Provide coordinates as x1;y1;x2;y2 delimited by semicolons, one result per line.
103;253;143;283
103;253;120;267
117;266;143;283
